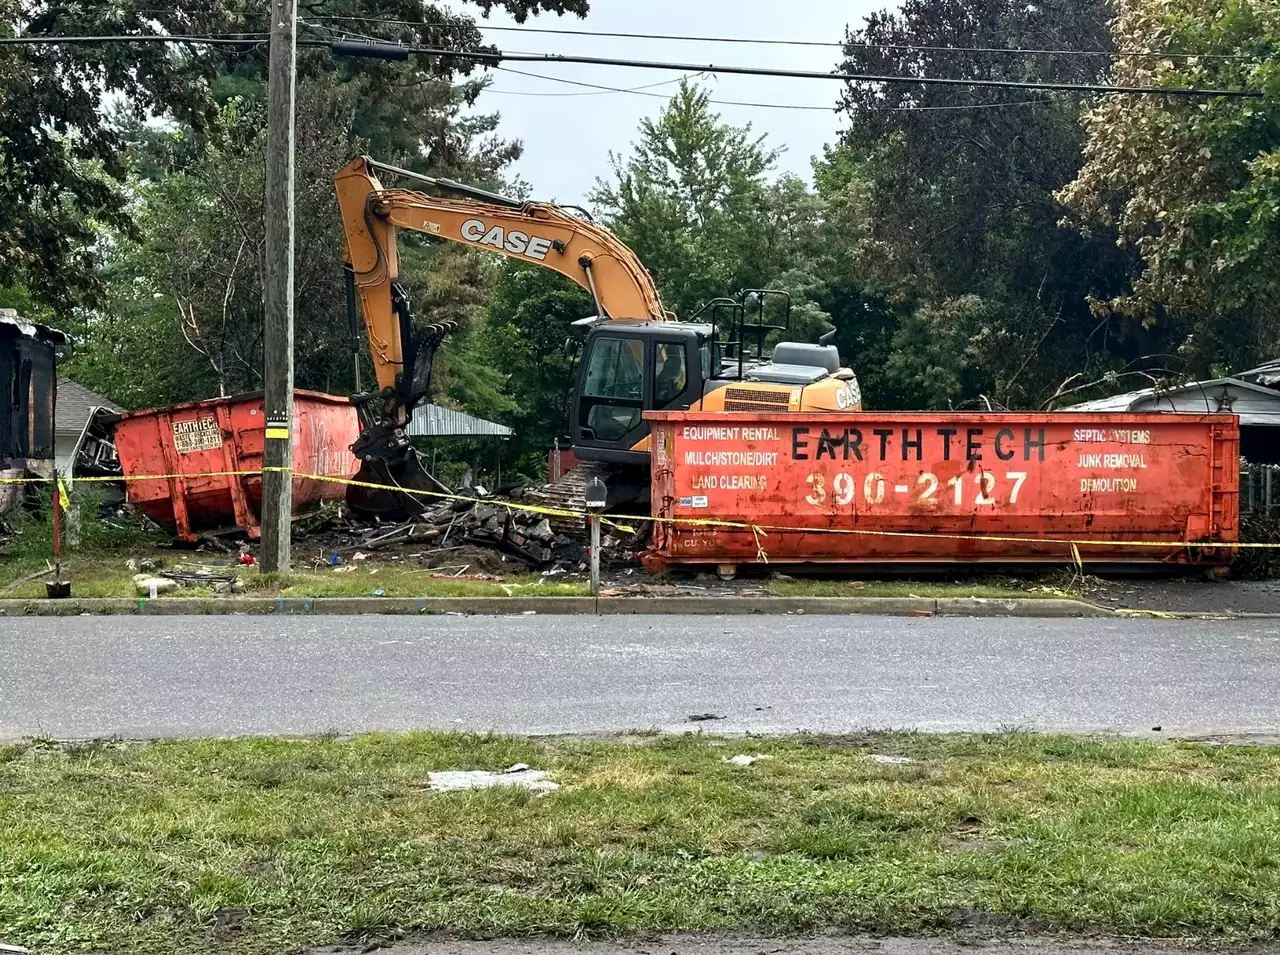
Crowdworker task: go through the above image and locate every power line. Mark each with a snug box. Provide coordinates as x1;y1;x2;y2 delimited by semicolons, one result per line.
486;68;692;97
493;64;1055;112
307;15;1262;62
0;33;1260;97
299;17;382;44
0;33;275;46
496;64;826;109
403;45;1261;98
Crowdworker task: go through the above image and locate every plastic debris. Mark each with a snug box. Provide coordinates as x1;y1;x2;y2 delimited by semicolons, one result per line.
427;763;559;793
871;755;915;765
134;575;178;597
725;754;769;767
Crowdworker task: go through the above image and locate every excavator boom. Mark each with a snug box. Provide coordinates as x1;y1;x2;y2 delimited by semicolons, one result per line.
332;155;668;519
335;156;665;397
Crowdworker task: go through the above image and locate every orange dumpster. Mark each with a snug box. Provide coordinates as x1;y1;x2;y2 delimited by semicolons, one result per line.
110;390;360;541
645;411;1239;572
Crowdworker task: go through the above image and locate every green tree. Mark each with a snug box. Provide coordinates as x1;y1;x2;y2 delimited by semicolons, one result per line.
63;86;362;406
589;81;782;316
1057;0;1280;372
479;262;593;474
0;0;219;312
53;0;589;410
834;0;1140;407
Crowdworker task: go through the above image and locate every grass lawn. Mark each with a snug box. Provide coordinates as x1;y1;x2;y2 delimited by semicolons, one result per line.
0;555;589;599
1;550;1054;602
3;732;1280;954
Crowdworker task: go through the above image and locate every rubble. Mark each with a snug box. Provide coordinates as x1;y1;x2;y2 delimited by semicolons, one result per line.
134;562;245;597
292;491;646;575
134;574;178;597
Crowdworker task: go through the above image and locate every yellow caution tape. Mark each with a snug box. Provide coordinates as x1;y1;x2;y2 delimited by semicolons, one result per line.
2;466;1275;553
0;470;250;485
287;470;639;533
56;478;70;511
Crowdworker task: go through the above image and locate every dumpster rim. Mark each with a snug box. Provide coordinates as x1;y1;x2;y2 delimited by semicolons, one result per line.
102;389;352;425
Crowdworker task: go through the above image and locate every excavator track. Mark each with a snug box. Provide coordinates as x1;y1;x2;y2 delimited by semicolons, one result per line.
524;462;649;539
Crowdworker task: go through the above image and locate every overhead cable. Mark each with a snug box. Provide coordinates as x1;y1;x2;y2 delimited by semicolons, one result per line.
491;65;1055;111
0;33;1261;97
306;16;1264;61
0;33;275;46
392;45;1263;98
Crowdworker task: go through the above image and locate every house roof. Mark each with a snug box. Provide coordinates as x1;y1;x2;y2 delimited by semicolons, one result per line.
1238;359;1280;388
1069;377;1280;427
0;308;69;344
406;403;513;439
57;378;124;433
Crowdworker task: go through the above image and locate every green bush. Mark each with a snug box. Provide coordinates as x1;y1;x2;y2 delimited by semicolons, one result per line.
1;481;163;561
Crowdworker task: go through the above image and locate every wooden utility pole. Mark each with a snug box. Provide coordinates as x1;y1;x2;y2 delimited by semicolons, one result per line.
260;0;297;573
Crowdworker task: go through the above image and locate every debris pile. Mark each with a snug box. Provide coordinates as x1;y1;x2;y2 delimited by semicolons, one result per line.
127;557;247;596
294;492;647;574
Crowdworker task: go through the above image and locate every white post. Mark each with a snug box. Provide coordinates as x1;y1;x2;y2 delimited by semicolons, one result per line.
589;511;601;598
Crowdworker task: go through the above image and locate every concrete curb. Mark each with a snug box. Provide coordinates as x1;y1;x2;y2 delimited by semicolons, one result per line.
0;595;1110;617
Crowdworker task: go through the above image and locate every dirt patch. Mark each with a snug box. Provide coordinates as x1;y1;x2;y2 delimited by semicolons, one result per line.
1084;577;1280;615
212;906;250;937
302;934;1280;955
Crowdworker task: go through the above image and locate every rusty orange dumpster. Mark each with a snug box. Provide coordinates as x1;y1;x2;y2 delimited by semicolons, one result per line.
644;411;1239;572
110;390;360;540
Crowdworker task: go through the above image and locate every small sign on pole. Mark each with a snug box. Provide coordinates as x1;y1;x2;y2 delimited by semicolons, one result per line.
584;477;607;600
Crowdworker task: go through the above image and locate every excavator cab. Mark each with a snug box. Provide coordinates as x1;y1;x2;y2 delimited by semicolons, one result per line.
572;322;710;466
568;289;801;464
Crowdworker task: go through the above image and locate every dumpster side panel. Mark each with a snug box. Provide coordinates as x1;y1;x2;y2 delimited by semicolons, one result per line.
113;390;359;539
647;412;1239;568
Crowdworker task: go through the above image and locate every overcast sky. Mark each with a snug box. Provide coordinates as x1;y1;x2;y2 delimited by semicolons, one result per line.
449;0;884;205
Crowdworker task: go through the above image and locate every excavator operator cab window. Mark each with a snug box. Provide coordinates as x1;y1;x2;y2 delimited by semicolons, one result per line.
580;336;645;441
654;343;688;407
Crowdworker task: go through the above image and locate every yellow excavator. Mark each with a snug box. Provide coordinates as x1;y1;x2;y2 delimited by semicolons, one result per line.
334;155;863;518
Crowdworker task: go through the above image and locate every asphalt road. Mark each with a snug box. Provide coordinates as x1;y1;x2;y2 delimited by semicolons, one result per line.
3;614;1280;740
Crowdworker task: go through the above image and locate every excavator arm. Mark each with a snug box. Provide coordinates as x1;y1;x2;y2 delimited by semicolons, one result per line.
332;155;667;519
334;155;666;399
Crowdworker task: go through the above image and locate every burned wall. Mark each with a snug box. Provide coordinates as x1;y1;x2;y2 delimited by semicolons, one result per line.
0;310;64;472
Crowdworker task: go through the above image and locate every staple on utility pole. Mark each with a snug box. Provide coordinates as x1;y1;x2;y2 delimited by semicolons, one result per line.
260;0;297;573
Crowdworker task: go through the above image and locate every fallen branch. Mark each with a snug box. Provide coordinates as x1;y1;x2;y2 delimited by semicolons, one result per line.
1;564;55;593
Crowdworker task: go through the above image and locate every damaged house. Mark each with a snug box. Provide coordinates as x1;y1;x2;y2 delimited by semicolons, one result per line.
1;309;68;512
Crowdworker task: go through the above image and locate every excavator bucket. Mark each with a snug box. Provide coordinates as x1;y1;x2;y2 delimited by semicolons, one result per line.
348;448;450;521
344;315;456;522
